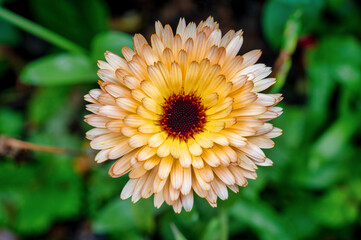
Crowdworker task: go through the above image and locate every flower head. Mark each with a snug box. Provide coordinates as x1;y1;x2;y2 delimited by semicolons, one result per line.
85;17;282;213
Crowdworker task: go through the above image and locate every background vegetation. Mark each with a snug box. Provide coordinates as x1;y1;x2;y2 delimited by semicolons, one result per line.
0;0;361;239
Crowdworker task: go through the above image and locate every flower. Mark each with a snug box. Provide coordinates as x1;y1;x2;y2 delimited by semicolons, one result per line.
84;17;283;213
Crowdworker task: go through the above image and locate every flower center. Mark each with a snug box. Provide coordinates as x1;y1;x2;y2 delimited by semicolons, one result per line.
160;93;206;140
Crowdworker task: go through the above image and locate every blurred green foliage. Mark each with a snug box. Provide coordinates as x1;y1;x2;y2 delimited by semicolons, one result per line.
0;0;361;239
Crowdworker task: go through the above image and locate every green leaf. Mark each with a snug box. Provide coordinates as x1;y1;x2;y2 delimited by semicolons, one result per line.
201;218;222;240
29;0;109;47
0;18;20;45
20;53;96;85
28;86;70;124
0;108;23;137
90;31;133;62
131;199;156;234
171;223;188;240
229;200;290;240
87;165;126;217
262;0;324;48
312;188;358;227
93;198;137;234
0;160;82;235
305;36;361;135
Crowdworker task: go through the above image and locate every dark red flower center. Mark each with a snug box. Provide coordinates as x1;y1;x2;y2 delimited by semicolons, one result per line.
160;93;206;140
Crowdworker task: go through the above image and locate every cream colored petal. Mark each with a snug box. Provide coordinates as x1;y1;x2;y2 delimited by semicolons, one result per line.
116;98;138;113
263;127;282;138
124;114;150;127
108;138;134;159
141;167;158;198
228;165;248;186
169;62;182;93
187;138;203;156
148;132;168;147
85;114;111;128
204;121;225;132
206;97;233;115
131;89;147;102
181;167;192;195
181;192;194;212
256;158;273;166
155;21;164;39
184;61;199;94
170;137;181;159
248;136;274;149
153;174;167;193
225;35;243;58
154;189;165;208
109;151;135;177
144;156;161;170
98;69;117;83
220;30;235;47
99;106;126;119
121;179;137;199
123;75;140;89
176;18;186;37
147;65;170;97
157;137;173;157
241;142;266;160
233;92;257;109
241;50;262;70
133;34;148;56
179;141;192;167
211;177;228;200
103;83;131;98
201;148;220;167
120;126;137;137
172;199;182;213
163;24;174;50
161;48;174;69
121;46;136;61
86;128;110;140
142;44;158;65
191;155;204;169
129;134;151;148
221;131;247;147
231;105;267;117
158;155;173;179
138;124;161;134
140;80;163;102
207;132;229;146
137;145;157;161
95;149;111;163
213;166;236;185
171;160;183;190
193;168;211;191
132;172;149;203
192;174;208;197
203;92;219;108
198;164;214;182
137;106;160;120
194;133;214;148
90;133;124;150
253;78;276;92
206;105;232;120
104;51;129;70
151;34;165;57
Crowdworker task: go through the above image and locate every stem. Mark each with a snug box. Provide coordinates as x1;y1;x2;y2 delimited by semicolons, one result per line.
0;135;82;156
219;208;229;240
271;9;302;93
0;7;87;55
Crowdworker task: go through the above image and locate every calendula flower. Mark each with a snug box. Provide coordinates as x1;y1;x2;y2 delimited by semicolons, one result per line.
84;17;282;213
